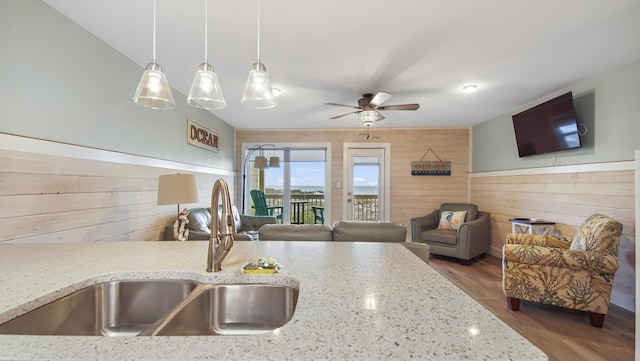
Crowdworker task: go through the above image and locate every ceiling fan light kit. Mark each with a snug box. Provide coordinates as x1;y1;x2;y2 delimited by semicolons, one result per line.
359;110;380;124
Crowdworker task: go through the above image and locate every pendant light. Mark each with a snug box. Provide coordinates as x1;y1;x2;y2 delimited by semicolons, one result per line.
241;0;277;109
133;0;175;110
187;0;226;109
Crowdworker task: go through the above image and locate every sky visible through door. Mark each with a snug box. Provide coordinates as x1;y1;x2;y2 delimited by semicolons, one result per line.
264;162;378;194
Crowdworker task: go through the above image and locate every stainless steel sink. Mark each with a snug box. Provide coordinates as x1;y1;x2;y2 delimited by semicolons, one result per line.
0;279;198;336
152;284;299;336
0;280;299;336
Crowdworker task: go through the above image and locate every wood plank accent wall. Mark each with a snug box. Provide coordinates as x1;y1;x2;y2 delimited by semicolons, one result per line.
0;148;234;244
236;128;470;233
470;166;636;310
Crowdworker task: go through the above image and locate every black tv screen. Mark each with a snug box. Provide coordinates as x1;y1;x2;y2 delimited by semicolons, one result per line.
512;92;581;157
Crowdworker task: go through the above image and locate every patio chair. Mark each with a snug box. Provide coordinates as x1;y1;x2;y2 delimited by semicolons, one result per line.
250;189;283;223
312;206;325;224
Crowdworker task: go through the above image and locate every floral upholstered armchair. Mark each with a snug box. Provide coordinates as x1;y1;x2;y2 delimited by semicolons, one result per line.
502;213;623;327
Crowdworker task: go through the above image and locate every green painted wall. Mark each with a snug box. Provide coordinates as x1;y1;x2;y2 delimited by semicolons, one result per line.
0;1;235;170
472;59;640;172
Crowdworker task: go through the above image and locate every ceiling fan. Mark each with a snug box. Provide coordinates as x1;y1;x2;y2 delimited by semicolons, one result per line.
325;91;420;125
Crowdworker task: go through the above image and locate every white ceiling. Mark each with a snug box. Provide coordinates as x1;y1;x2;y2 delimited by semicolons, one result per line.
43;0;640;130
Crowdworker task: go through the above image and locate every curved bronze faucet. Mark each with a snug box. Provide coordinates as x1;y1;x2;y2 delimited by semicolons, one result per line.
207;179;235;272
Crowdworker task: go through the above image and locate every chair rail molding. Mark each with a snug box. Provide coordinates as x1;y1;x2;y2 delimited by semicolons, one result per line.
1;132;234;176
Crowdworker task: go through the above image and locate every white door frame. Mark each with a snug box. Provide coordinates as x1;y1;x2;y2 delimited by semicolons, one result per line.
342;143;391;221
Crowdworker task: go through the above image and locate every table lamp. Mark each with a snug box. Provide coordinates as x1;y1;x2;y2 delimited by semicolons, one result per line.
157;173;200;216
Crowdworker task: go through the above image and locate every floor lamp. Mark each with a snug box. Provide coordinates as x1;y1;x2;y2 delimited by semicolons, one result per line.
157;173;200;216
241;144;280;214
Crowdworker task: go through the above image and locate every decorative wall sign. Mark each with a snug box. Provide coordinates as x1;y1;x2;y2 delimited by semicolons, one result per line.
411;148;451;176
187;118;219;152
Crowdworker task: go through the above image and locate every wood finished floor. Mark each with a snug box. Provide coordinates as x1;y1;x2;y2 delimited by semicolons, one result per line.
428;254;635;361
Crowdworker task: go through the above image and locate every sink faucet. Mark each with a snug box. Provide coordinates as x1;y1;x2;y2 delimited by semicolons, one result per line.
207;179;235;272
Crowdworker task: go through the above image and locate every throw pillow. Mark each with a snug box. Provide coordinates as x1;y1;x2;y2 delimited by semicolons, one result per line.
437;210;467;230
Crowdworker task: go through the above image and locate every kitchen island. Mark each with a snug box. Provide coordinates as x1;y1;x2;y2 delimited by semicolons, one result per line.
0;241;546;360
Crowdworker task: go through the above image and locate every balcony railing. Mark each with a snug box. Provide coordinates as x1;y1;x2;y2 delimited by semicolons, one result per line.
261;194;378;223
351;195;378;222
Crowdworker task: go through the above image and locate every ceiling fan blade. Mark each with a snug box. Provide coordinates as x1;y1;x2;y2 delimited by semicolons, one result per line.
374;113;385;122
325;102;360;109
330;111;359;120
370;91;392;107
376;104;420;111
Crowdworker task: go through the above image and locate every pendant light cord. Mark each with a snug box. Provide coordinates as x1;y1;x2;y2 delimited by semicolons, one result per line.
204;0;208;63
256;0;261;62
152;0;157;63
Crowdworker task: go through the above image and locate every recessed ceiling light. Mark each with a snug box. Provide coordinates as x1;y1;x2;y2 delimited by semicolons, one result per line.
462;85;478;94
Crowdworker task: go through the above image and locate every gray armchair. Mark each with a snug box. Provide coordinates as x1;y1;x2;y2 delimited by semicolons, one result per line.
410;203;490;265
164;206;276;241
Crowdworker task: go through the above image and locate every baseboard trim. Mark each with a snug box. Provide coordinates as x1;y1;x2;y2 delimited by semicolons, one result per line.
611;290;635;312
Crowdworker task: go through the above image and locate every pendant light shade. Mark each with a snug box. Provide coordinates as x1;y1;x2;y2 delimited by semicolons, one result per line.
188;63;226;109
242;0;276;109
241;62;276;109
187;0;226;110
134;62;176;109
134;0;175;110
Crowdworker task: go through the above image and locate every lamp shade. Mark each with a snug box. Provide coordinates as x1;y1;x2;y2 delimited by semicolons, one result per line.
157;174;200;205
187;63;226;110
268;156;280;168
254;156;268;169
241;62;277;109
134;63;176;110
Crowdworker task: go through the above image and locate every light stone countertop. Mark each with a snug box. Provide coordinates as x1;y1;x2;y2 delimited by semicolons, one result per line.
0;241;547;360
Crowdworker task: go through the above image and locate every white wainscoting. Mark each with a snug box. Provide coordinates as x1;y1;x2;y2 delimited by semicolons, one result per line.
0;133;234;244
470;161;636;312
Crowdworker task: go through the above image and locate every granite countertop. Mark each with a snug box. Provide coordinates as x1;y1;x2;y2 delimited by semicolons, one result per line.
0;241;547;360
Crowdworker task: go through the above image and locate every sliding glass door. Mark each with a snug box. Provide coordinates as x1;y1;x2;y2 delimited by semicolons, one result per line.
242;145;328;224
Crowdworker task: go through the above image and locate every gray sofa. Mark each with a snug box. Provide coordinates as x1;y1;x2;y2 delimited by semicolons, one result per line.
258;221;430;263
258;221;407;242
163;206;277;241
257;224;333;241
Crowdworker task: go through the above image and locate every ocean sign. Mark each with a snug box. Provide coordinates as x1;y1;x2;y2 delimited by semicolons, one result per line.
187;118;219;152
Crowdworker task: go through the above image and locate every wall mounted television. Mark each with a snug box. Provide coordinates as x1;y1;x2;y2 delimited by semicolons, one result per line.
512;91;582;157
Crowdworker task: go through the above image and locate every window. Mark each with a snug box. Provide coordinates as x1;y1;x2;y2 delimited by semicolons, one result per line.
243;145;329;224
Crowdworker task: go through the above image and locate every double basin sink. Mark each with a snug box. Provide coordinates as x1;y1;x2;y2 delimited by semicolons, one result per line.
0;279;299;336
